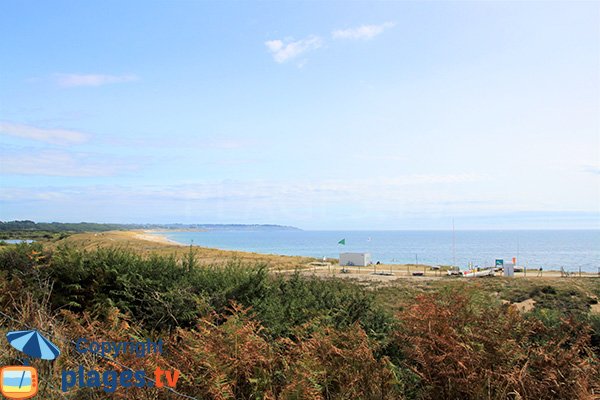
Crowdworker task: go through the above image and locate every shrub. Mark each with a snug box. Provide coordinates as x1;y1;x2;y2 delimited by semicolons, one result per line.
1;244;598;399
395;289;598;399
170;305;404;400
0;245;393;340
280;323;403;399
170;304;277;399
250;272;395;339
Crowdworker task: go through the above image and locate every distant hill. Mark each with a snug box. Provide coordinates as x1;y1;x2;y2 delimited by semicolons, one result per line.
158;223;301;231
0;220;300;233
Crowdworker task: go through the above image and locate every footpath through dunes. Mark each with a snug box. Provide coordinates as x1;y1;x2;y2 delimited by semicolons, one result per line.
51;230;317;270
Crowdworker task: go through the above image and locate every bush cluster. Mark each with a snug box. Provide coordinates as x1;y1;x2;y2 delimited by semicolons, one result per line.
0;243;598;399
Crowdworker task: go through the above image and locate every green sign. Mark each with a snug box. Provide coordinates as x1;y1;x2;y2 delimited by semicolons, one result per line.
495;259;504;266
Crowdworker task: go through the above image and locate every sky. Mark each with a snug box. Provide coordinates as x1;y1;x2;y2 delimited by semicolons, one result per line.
0;1;599;230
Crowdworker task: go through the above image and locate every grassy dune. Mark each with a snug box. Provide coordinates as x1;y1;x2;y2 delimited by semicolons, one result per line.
52;230;317;270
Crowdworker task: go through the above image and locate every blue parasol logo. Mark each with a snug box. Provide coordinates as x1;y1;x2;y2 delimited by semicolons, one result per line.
6;330;60;361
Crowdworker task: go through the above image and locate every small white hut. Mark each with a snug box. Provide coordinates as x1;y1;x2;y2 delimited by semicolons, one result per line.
339;252;371;267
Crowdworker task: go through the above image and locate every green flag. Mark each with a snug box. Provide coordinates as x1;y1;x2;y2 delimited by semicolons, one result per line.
338;239;346;245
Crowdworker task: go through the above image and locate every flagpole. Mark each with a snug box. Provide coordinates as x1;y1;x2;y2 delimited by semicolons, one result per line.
337;238;345;274
452;218;456;269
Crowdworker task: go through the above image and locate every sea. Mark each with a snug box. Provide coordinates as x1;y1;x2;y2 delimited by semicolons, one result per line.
3;239;35;244
154;230;600;273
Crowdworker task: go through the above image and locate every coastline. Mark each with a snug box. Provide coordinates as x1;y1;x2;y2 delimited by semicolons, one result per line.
54;230;317;270
133;230;188;246
133;229;599;273
126;230;598;279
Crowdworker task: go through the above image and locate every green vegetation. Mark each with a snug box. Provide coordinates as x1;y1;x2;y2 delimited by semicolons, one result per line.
0;220;300;241
0;220;135;241
0;220;137;233
0;243;598;399
0;244;390;337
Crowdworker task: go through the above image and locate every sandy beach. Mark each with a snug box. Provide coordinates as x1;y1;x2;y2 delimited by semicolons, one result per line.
133;230;187;246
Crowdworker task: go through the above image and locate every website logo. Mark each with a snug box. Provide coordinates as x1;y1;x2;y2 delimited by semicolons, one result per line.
0;366;38;399
2;330;180;396
1;329;59;399
61;338;180;393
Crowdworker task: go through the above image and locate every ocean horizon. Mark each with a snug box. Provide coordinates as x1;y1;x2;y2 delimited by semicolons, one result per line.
154;229;600;273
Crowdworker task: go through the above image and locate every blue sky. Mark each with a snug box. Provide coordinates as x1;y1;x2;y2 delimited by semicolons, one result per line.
1;1;598;229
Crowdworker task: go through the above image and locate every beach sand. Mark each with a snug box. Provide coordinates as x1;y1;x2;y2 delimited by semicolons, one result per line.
133;230;187;246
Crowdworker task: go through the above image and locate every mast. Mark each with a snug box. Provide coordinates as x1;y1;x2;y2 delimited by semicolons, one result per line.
452;218;456;268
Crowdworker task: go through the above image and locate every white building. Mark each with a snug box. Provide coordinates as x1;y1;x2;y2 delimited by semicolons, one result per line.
339;252;371;267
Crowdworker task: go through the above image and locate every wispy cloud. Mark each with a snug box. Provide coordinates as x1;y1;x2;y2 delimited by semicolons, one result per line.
265;23;394;64
12;174;573;228
100;133;254;150
0;122;89;145
0;150;134;177
583;165;600;175
265;35;323;63
54;73;139;87
380;174;486;185
4;174;485;202
332;22;395;40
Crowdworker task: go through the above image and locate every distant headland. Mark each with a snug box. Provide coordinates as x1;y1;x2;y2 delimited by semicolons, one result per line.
0;220;301;240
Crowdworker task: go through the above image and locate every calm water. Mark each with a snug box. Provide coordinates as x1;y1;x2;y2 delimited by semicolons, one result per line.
2;239;34;244
156;230;600;272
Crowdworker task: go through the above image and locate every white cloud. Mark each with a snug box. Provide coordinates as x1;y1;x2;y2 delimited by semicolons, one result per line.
380;173;487;185
0;122;89;145
31;174;485;203
0;174;486;199
0;187;72;202
8;174;596;229
265;35;323;63
332;22;395;40
583;165;600;175
100;134;253;150
54;73;139;87
0;150;133;177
